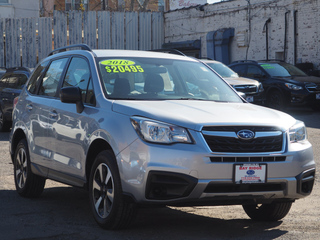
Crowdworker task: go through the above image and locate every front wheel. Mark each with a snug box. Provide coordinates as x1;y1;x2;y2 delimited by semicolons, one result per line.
14;139;46;198
267;89;286;110
0;108;10;132
89;150;137;229
243;202;292;221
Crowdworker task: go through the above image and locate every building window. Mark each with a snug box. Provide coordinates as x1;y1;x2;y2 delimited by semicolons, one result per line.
66;0;88;11
0;0;9;4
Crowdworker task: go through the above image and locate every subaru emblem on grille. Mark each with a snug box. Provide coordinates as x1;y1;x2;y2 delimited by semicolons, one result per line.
237;130;255;140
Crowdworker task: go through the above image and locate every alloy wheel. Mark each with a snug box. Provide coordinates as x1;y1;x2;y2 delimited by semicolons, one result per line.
15;147;28;189
92;163;115;218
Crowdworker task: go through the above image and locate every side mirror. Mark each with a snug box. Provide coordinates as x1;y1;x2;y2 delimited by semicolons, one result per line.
60;86;84;113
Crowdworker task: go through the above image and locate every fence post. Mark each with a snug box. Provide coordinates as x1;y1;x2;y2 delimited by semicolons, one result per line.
5;18;20;68
21;18;37;68
69;11;83;45
0;19;4;67
97;11;111;49
38;17;53;62
53;11;67;49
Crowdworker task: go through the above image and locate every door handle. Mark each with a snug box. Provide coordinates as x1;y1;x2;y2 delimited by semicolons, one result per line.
49;111;58;119
26;104;33;111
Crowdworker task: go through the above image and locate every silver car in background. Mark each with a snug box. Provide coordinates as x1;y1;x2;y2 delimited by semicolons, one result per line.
10;45;315;229
201;59;265;105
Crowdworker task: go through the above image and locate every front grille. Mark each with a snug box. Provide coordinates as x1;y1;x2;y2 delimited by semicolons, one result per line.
305;83;320;92
210;156;286;163
202;126;281;132
202;126;284;153
233;85;258;94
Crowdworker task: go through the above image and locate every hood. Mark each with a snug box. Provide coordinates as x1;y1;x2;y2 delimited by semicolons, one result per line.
275;75;320;84
112;100;296;131
224;77;259;86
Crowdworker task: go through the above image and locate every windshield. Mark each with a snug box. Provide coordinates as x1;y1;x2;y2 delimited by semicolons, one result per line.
259;62;307;77
97;57;242;102
206;62;239;78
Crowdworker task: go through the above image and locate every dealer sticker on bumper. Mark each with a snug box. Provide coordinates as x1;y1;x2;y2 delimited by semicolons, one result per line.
246;96;254;102
234;164;267;184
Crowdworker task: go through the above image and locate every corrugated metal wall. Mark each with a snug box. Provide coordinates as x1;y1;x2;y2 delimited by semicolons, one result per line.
0;10;164;68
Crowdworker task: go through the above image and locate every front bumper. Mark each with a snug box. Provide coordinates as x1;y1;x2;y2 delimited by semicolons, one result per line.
245;91;266;105
289;91;320;107
144;168;315;206
117;132;315;205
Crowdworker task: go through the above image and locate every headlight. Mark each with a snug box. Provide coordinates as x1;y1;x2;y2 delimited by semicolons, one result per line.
285;83;303;90
289;121;307;142
258;83;264;92
131;117;192;144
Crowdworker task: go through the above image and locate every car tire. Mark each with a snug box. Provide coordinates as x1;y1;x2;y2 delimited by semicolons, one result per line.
89;150;137;230
14;139;46;198
242;202;292;221
0;108;11;132
267;89;286;110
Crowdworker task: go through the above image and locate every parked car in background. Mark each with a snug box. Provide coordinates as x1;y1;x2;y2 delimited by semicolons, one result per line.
201;59;265;105
229;60;320;110
0;67;32;131
0;68;6;79
10;45;315;230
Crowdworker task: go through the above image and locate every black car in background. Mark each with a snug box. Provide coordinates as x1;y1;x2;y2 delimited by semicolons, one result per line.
0;68;6;79
229;60;320;110
0;67;32;131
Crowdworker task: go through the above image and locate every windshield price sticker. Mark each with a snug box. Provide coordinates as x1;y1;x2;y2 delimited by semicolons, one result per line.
316;93;320;99
234;164;266;184
101;59;144;73
260;64;275;70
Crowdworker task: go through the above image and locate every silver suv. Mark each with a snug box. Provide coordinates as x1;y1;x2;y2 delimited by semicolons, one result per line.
10;44;315;229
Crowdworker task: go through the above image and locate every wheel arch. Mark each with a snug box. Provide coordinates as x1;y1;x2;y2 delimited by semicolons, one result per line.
85;138;115;189
10;128;27;162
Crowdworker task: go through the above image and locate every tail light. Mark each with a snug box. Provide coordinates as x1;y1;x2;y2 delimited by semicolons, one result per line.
13;96;19;109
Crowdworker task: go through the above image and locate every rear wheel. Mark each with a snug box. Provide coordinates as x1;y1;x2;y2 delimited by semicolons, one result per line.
267;89;286;110
14;139;46;198
0;108;10;132
89;150;137;229
243;202;292;221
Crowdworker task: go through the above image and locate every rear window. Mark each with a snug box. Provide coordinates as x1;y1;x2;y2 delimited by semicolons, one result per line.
97;57;242;103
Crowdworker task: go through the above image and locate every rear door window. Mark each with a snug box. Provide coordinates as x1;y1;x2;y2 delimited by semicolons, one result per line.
7;74;28;89
0;74;9;88
27;61;49;94
231;65;247;77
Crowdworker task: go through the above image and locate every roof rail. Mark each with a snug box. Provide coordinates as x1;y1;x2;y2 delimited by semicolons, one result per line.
48;44;92;56
258;59;285;62
231;60;257;64
150;48;186;56
6;67;32;72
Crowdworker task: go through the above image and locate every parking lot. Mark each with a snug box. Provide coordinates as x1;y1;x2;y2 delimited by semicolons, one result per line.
0;107;319;240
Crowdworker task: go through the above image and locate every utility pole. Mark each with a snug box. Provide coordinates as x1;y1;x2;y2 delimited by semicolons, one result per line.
102;0;106;10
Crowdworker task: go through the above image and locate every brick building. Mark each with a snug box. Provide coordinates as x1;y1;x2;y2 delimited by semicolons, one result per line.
164;0;320;70
40;0;164;16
